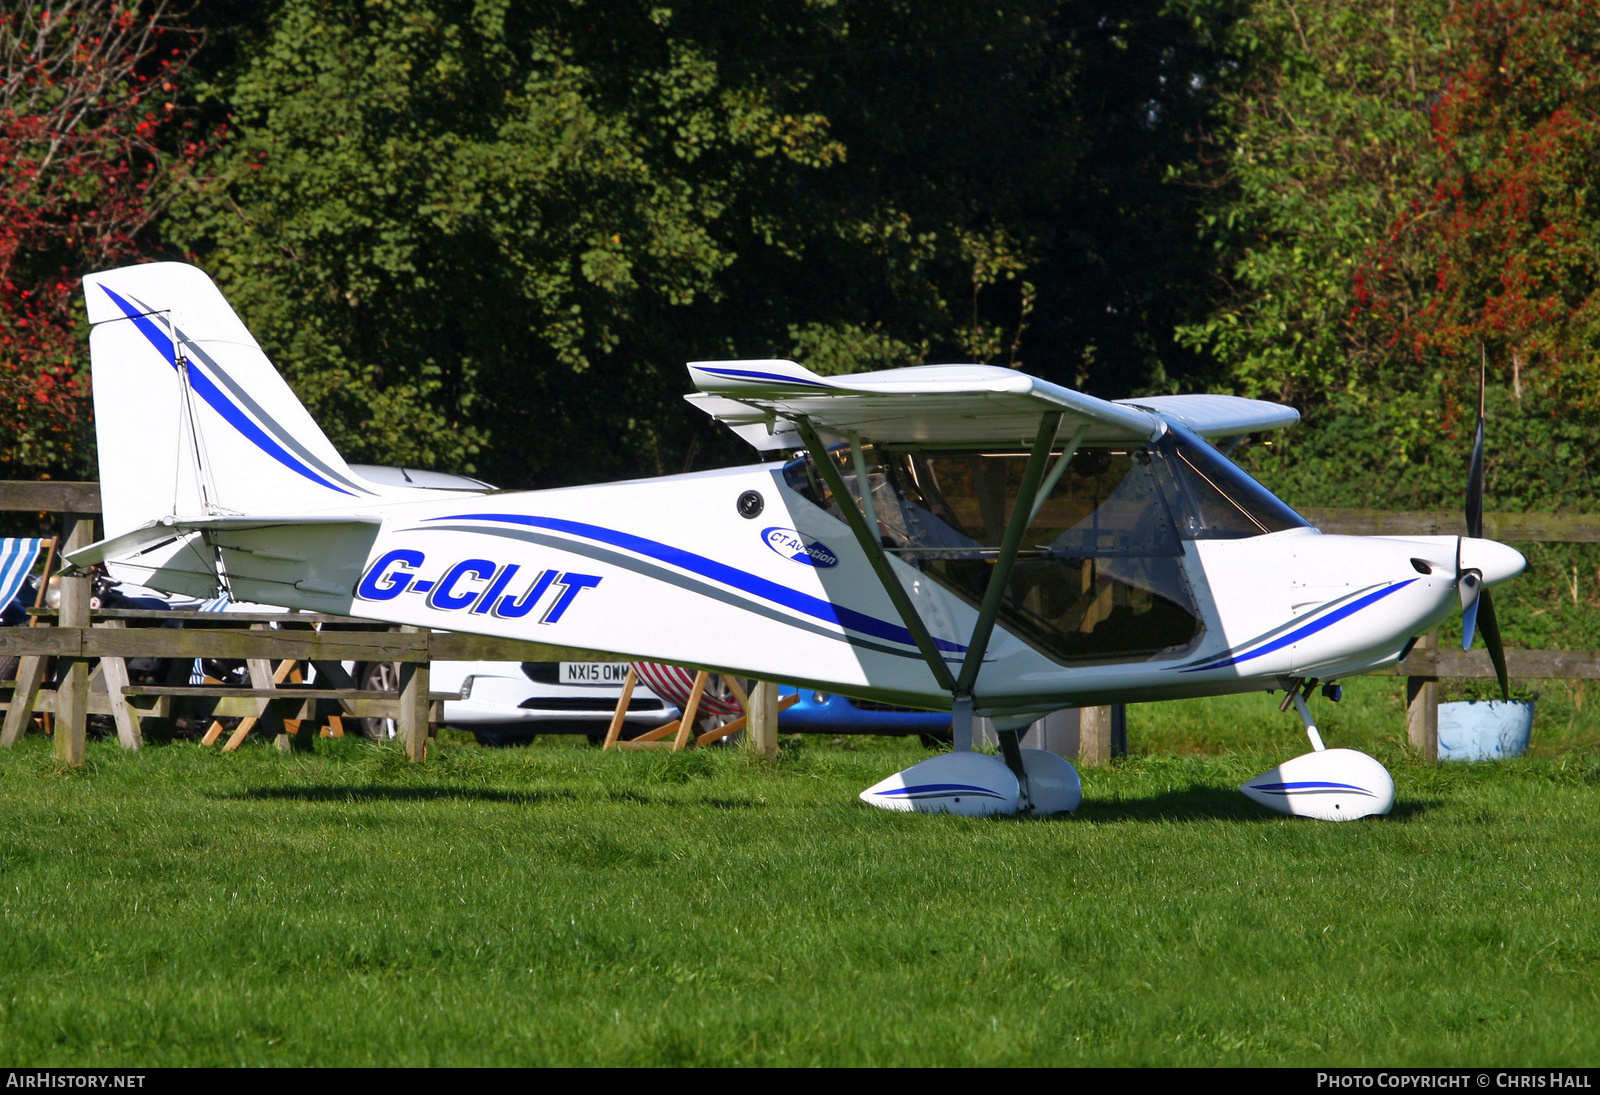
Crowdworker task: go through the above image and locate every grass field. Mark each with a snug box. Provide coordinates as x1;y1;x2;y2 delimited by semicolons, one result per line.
1;676;1597;1066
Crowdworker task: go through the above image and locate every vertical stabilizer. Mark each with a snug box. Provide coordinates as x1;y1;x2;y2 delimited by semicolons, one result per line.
83;263;382;539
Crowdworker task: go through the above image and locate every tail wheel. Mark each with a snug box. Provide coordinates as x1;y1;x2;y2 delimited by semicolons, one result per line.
358;661;398;741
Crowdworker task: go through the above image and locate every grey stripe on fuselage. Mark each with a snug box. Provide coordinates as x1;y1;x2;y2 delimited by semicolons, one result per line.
416;522;932;662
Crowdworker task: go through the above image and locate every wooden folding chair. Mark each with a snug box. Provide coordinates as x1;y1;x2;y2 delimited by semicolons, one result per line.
601;662;797;750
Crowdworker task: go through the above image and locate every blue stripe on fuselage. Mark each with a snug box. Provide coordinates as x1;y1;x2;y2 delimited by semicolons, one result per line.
426;511;967;656
1177;579;1418;673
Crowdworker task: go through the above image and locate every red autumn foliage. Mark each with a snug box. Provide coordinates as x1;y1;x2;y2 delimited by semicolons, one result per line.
1355;0;1600;420
0;0;210;475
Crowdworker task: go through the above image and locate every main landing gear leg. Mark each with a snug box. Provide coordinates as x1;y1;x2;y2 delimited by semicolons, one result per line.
1241;678;1394;821
951;693;974;753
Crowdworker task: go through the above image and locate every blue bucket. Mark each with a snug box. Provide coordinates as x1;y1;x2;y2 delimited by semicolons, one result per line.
1437;700;1534;762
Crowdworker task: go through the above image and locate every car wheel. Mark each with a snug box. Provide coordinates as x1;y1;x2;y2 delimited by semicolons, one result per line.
358;661;398;741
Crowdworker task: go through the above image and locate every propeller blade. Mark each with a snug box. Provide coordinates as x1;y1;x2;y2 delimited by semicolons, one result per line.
1461;586;1480;651
1477;586;1510;701
1466;413;1485;540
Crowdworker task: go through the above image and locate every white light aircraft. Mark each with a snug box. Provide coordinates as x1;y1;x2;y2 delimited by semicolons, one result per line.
69;263;1525;819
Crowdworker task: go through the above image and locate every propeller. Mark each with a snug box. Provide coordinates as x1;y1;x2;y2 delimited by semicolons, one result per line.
1457;369;1511;700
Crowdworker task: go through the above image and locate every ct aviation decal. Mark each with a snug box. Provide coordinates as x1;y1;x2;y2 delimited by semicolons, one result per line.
422;512;967;656
761;527;838;568
1173;579;1418;673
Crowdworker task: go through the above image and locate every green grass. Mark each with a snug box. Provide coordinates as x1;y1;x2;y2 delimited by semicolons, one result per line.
1126;673;1600;756
1;679;1597;1066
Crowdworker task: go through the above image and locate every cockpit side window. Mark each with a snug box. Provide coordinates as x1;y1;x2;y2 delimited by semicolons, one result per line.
785;442;1203;663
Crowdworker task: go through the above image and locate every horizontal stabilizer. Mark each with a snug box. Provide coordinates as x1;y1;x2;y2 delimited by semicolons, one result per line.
65;514;380;570
686;360;1160;446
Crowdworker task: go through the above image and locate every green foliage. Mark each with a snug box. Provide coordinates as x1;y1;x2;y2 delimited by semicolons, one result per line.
1175;0;1451;405
1360;0;1600;420
145;0;1249;485
168;1;1130;485
1184;0;1600;516
171;0;854;480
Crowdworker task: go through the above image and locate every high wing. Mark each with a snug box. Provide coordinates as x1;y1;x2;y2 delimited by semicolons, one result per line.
684;359;1296;447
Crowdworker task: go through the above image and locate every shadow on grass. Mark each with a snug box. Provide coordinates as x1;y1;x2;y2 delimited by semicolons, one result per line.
1067;784;1435;822
222;785;766;811
218;785;578;806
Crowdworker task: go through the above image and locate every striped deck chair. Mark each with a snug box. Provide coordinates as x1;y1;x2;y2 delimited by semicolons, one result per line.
0;537;55;742
602;662;798;751
0;539;46;616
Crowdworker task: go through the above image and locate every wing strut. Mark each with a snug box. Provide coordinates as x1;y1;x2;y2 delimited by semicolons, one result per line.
954;411;1061;699
794;416;957;696
793;411;1064;757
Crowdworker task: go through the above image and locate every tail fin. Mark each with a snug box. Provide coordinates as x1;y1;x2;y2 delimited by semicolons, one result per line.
82;263;384;539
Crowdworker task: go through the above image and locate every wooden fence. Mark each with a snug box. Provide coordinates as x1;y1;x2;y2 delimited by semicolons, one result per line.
0;482;691;766
0;484;1594;766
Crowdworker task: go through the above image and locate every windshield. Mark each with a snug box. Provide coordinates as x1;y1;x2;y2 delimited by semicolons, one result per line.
784;427;1305;664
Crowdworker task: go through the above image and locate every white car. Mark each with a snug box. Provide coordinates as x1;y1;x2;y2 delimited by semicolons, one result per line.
418;659;679;745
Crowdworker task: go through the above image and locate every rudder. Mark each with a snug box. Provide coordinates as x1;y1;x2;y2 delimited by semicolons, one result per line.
83;262;383;539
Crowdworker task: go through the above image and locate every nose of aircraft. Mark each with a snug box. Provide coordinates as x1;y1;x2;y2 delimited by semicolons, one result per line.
1460;537;1525;586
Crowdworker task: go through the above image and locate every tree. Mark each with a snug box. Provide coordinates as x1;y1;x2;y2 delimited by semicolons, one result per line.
1177;0;1600;513
0;0;207;477
1174;0;1451;409
1358;0;1600;424
171;0;852;484
173;0;1234;487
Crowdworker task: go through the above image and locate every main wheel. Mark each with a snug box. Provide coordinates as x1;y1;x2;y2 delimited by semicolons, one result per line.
357;661;398;741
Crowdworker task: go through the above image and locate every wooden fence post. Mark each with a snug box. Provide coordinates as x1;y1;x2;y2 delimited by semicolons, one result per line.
1078;705;1112;766
53;513;95;766
748;679;780;756
1406;630;1440;763
94;621;142;750
398;626;430;762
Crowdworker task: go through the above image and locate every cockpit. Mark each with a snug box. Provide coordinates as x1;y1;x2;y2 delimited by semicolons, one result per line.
784;424;1309;664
